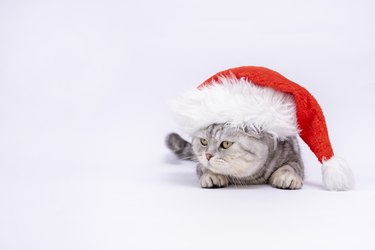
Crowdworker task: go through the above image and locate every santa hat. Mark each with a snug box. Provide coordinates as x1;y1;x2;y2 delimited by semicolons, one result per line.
170;66;354;191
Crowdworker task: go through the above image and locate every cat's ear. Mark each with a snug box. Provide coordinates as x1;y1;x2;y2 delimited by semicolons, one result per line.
242;126;264;139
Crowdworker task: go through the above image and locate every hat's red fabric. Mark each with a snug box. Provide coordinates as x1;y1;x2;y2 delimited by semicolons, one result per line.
199;66;334;163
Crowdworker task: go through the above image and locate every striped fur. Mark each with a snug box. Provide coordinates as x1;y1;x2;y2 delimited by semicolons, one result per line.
166;124;304;189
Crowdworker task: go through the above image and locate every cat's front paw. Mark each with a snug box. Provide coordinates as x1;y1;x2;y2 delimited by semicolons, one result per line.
200;172;228;188
269;165;303;190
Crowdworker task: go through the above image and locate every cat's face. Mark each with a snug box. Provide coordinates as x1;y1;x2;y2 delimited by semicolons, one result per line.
192;124;269;178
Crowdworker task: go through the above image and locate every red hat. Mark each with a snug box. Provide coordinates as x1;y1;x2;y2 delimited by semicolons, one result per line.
170;66;354;191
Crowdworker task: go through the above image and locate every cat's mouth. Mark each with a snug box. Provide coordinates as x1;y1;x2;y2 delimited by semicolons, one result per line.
205;158;228;170
206;158;260;178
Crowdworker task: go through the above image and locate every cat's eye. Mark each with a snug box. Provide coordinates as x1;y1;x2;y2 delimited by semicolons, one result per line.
200;138;208;146
220;141;234;149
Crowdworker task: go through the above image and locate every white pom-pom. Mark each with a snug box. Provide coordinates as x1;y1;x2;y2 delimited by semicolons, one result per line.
322;156;355;191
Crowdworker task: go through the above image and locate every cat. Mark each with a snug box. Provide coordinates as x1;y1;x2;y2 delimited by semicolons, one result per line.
166;123;304;190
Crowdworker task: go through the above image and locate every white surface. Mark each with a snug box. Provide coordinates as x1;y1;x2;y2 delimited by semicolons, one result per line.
1;0;375;249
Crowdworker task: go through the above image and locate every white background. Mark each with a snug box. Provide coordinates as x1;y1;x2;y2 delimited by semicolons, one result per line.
1;0;375;249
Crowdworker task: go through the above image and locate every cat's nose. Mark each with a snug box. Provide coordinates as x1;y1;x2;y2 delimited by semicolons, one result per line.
206;153;214;161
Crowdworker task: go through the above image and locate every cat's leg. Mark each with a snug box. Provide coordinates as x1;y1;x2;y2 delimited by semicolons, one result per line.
200;172;229;188
196;164;228;188
269;164;303;190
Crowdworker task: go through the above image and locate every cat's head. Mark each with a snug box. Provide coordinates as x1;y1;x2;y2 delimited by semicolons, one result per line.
192;124;270;178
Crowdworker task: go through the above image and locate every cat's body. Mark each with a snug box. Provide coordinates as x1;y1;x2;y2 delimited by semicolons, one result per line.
166;124;304;189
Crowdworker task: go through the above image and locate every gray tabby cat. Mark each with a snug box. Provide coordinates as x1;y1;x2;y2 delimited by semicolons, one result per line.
166;123;304;190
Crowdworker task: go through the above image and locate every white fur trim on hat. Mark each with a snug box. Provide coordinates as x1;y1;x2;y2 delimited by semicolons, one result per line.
169;77;299;138
322;156;355;191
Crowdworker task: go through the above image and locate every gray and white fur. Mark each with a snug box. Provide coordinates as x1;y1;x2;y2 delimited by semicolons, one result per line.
166;124;304;190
